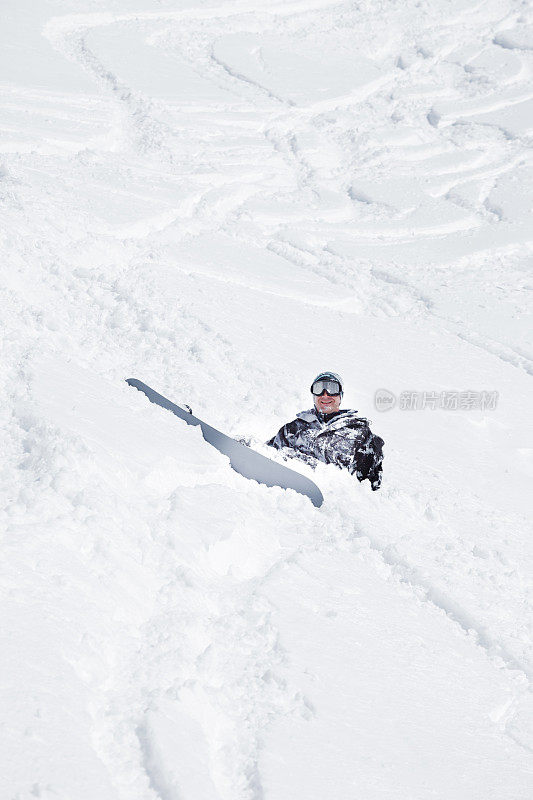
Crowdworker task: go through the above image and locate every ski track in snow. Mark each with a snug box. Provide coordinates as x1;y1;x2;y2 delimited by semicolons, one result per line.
40;0;533;377
1;0;533;797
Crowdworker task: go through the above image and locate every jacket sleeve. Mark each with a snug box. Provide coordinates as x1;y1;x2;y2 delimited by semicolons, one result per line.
367;433;384;490
350;427;384;490
266;425;291;450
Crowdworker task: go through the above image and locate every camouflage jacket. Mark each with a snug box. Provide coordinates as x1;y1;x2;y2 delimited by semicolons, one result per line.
267;408;384;490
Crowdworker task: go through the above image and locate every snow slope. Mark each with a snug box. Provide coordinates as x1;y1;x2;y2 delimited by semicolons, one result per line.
1;0;532;797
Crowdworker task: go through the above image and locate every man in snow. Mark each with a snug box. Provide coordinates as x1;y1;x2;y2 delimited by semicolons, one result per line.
267;371;384;490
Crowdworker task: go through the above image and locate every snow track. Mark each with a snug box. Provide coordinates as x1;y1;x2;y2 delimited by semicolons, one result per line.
1;0;532;797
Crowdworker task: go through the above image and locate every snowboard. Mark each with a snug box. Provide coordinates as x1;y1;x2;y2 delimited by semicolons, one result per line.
126;379;324;508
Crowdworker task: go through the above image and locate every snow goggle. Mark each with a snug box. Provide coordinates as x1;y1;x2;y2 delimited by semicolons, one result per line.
311;379;341;396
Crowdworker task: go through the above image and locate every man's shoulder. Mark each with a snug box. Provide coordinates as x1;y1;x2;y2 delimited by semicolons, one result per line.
327;410;374;431
293;408;365;426
295;409;318;423
330;409;362;423
287;408;375;431
279;410;318;433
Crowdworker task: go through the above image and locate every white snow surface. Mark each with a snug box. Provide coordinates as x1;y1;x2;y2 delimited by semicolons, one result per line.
1;0;532;797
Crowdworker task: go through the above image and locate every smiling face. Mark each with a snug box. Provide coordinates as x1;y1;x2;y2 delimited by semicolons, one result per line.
314;390;341;414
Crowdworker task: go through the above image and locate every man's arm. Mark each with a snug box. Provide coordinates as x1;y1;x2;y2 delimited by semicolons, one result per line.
349;427;384;490
267;418;302;450
367;433;384;490
267;420;319;468
266;425;290;450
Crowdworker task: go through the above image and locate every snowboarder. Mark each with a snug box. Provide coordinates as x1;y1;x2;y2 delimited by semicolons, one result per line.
267;372;384;490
